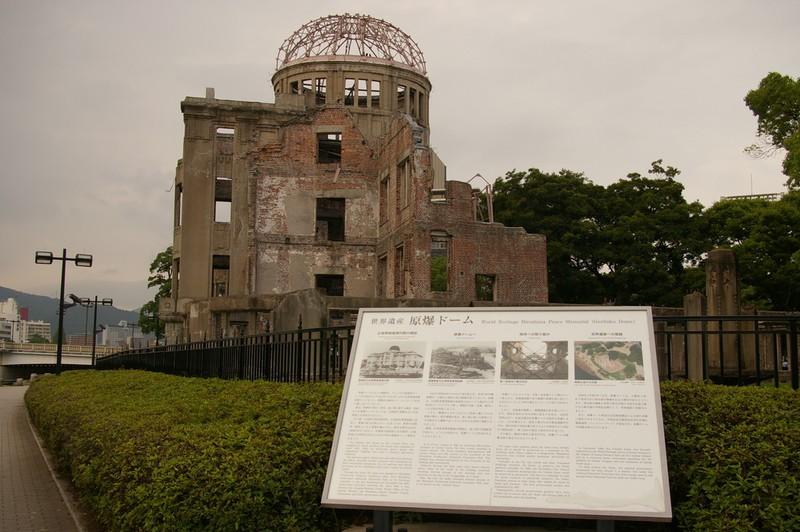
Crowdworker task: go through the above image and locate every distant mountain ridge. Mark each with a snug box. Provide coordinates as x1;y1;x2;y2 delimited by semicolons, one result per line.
0;286;140;337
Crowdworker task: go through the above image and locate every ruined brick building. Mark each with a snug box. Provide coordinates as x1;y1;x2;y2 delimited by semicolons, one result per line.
160;14;548;343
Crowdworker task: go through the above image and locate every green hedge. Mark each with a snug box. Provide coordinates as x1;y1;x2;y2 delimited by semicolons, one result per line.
660;382;799;531
26;372;799;531
25;371;351;532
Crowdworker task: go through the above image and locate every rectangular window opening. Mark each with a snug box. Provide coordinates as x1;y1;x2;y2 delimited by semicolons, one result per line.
316;274;344;296
397;84;407;112
317;132;342;164
379;174;389;225
397;158;410;208
394;245;405;296
344;78;356;106
410;87;418;118
371;80;381;108
173;258;180;297
316;198;345;241
216;127;234;137
315;78;327;105
358;79;368;108
174;184;183;228
212;255;230;297
214;177;232;223
431;234;449;292
302;79;312;93
290;81;299;94
476;274;496;301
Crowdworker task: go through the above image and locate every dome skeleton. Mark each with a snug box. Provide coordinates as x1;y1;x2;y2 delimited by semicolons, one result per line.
276;14;427;74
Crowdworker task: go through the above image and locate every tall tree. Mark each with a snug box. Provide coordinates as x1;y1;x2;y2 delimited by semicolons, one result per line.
492;162;706;307
139;246;172;340
492;169;606;304
705;193;800;310
744;72;800;188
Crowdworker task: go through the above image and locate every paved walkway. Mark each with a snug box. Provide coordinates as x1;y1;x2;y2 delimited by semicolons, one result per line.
0;385;79;532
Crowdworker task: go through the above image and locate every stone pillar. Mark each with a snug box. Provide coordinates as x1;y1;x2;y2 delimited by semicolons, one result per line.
683;291;706;382
706;249;739;373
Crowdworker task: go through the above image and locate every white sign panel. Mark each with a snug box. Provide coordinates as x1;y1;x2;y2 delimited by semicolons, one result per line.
322;307;671;521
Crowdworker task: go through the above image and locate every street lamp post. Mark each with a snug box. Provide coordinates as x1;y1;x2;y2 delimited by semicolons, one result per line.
35;249;93;373
127;321;139;349
73;295;113;366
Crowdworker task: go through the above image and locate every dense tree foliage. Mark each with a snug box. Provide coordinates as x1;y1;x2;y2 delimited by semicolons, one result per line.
706;192;800;309
493;162;800;310
745;72;800;188
493;162;705;307
139;246;172;339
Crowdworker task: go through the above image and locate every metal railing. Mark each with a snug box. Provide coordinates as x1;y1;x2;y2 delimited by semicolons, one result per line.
94;316;799;390
653;315;799;390
0;341;118;356
96;326;355;383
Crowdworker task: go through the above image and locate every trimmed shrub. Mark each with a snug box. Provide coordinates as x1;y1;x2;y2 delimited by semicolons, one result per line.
26;373;799;531
25;370;352;531
660;382;800;531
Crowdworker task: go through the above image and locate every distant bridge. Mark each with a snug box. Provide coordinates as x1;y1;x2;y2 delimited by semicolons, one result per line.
0;341;118;383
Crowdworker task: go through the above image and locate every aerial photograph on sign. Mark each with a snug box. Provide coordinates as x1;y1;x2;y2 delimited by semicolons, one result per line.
501;340;569;380
359;343;426;378
574;341;645;380
429;342;496;380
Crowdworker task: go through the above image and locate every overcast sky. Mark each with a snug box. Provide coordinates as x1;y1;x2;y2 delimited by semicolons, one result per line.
0;0;797;310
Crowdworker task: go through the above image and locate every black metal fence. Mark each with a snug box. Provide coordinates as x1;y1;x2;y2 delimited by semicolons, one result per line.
653;314;799;390
96;316;799;390
96;326;355;383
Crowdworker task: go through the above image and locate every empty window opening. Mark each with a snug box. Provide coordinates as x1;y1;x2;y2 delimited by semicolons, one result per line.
431;232;449;292
302;79;312;93
274;82;280;95
212;255;230;297
476;274;496;301
397;158;411;209
410;87;418;118
214;176;232;223
316;274;344;296
379;174;389;225
174;183;183;228
315;78;327;105
173;258;180;297
358;79;368;108
290;81;299;94
418;92;426;124
371;80;381;108
216;127;234;137
317;132;342;164
377;255;387;297
316;198;345;241
395;245;405;296
344;78;356;106
397;84;407;112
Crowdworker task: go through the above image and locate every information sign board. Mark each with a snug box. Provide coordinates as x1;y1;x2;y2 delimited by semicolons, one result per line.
322;307;671;521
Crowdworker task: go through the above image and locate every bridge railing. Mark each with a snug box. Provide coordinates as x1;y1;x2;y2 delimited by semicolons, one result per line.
0;341;119;356
96;326;355;383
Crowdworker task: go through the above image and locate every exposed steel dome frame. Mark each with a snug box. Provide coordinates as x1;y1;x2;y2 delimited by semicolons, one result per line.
276;14;427;74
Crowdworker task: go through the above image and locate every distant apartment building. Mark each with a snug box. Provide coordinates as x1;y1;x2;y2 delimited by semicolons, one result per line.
97;321;147;349
20;320;51;342
0;298;20;342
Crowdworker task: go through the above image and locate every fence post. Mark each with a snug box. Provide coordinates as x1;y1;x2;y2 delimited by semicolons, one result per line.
683;293;705;382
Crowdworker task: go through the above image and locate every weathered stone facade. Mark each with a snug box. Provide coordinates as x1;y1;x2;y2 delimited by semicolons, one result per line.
160;15;547;343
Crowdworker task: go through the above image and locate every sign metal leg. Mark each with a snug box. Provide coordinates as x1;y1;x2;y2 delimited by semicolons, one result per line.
373;510;393;532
